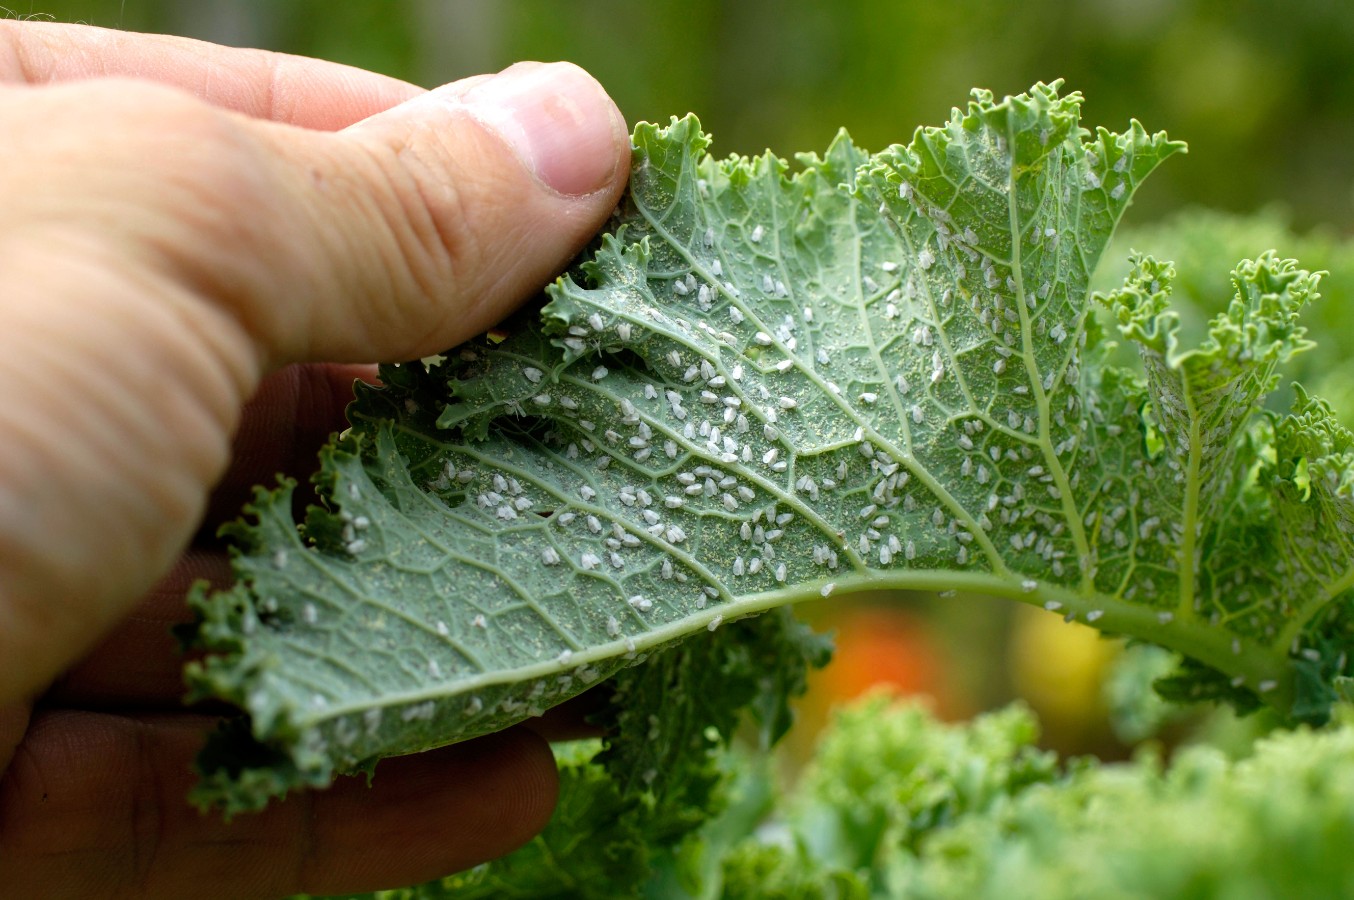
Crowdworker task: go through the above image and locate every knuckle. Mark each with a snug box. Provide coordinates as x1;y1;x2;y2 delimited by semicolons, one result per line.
379;114;552;326
348;130;483;331
382;133;477;283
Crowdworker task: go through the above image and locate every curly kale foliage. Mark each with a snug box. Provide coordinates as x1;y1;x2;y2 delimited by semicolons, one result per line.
710;698;1354;900
334;697;1354;899
184;81;1354;812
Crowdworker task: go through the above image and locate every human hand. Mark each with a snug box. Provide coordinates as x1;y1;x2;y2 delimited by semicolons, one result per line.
0;21;628;897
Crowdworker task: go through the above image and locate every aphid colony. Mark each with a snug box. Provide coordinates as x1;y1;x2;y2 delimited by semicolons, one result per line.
307;115;1193;744
313;649;624;763
407;134;1144;651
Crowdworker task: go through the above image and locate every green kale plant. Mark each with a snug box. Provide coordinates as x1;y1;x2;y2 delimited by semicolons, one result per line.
183;80;1354;836
1095;206;1354;427
682;696;1354;899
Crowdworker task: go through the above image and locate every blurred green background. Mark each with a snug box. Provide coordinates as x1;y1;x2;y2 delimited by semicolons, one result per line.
12;0;1353;754
13;0;1354;232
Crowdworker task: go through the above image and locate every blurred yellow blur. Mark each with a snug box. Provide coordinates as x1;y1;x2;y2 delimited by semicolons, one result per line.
1008;604;1120;752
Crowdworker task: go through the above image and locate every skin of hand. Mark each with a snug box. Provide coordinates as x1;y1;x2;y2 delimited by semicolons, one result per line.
0;21;629;898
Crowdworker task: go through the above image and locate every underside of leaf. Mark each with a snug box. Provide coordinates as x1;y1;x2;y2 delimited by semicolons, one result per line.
183;81;1354;812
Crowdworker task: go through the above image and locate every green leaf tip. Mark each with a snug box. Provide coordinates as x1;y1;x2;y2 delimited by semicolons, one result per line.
181;81;1352;810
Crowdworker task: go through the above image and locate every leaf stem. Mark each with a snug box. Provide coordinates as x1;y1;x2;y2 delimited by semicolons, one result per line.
1003;120;1094;592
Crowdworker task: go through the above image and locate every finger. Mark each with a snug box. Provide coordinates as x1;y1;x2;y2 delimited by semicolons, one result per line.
0;711;558;898
0;20;422;128
42;551;231;710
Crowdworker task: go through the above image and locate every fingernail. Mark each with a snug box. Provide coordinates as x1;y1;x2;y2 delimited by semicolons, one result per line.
456;62;626;197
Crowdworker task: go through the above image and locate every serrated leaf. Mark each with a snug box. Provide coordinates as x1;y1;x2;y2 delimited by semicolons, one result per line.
185;81;1354;811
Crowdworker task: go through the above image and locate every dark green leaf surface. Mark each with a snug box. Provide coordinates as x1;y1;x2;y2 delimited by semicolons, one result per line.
185;82;1354;811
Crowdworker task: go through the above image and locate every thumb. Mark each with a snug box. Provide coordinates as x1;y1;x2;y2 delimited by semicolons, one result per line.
0;60;627;705
241;60;630;365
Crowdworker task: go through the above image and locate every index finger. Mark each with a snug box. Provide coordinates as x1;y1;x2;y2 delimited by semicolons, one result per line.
0;711;558;897
0;20;424;129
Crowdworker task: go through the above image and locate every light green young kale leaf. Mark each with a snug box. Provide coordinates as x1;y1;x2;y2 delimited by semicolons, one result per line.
184;82;1354;811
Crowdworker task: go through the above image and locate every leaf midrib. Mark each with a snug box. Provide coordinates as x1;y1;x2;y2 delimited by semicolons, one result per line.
296;566;1297;728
